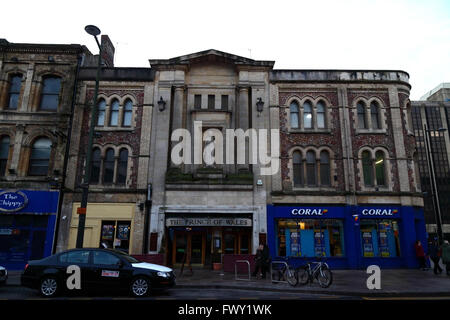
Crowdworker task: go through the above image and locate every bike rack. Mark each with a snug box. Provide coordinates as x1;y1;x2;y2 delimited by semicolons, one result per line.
234;260;251;281
270;261;289;283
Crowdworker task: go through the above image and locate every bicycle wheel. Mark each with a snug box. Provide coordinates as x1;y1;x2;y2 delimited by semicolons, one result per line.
317;266;333;288
286;267;298;287
297;266;309;285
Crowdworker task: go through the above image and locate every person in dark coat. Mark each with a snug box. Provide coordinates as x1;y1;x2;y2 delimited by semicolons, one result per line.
252;244;265;278
428;238;442;274
261;244;271;278
414;240;427;270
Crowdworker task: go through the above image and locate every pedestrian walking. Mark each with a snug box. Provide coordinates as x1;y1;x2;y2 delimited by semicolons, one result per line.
252;244;265;279
414;240;427;270
428;238;442;274
261;244;271;279
442;240;450;276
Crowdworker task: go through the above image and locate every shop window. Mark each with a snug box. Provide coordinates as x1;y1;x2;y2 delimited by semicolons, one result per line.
109;99;119;126
303;101;313;129
39;76;61;111
100;220;131;253
293;151;303;186
8;74;22;110
97;99;106;126
290;101;300;129
357;101;367;129
277;219;345;258
0;136;10;176
306;151;316;186
103;148;115;184
116;148;128;185
28;137;51;176
90;148;101;184
317;101;326;129
122;99;133;127
362;150;373;186
360;220;401;258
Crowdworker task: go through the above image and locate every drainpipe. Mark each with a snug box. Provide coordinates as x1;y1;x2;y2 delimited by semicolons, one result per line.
52;53;82;254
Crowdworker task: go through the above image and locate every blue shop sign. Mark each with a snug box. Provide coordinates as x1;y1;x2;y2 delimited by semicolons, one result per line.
358;207;401;218
0;191;28;212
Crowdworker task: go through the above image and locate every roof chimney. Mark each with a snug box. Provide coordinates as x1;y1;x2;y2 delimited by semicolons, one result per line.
100;35;115;67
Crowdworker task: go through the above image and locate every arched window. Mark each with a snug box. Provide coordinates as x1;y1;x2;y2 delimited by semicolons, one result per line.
8;74;22;110
362;150;373;186
303;101;313;129
29;137;51;176
116;148;128;185
370;101;381;129
375;151;386;186
103;148;115;184
320;151;331;186
306;151;316;186
293;151;303;186
357;101;367;129
40;76;61;111
290;101;299;129
90;148;101;184
317;101;326;129
109;99;119;126
97;99;106;126
0;136;10;176
122;99;133;127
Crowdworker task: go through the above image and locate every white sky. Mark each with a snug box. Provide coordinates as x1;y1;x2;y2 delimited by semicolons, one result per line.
1;0;449;100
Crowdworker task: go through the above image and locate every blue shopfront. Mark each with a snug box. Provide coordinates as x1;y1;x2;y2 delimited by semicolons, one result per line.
267;205;427;269
0;190;59;270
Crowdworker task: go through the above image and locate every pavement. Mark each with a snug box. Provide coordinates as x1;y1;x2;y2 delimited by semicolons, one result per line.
5;266;450;297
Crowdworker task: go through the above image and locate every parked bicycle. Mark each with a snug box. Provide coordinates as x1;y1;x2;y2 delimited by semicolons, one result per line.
270;256;298;287
296;256;333;288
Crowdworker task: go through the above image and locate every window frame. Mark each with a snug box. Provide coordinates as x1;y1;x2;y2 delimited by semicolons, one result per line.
39;76;61;111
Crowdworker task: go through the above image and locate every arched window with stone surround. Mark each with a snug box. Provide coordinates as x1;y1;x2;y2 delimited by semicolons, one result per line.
317;101;326;129
122;99;133;127
0;136;10;176
362;150;373;186
103;148;115;184
7;74;22;110
320;150;331;186
91;147;101;184
290;101;300;129
303;101;313;129
97;99;106;126
109;99;119;126
375;150;386;186
116;148;128;185
357;101;367;129
28;137;52;176
306;150;316;186
370;101;381;129
293;150;303;186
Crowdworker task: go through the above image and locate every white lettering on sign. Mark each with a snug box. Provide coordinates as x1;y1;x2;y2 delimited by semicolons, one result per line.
291;208;328;216
361;209;398;216
165;218;252;227
101;270;120;278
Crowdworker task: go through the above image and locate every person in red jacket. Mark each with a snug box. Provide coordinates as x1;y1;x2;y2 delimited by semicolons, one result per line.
414;240;427;270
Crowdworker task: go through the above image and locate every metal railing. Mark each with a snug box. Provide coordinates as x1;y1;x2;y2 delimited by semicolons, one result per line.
234;260;251;281
270;261;289;283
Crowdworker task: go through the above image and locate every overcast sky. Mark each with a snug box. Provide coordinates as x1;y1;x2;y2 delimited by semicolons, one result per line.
1;0;449;99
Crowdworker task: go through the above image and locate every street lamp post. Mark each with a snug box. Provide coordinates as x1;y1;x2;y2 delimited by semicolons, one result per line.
75;25;103;248
422;123;446;245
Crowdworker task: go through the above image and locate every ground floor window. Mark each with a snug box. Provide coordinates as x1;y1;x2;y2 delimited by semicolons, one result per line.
276;219;345;258
360;219;401;258
100;220;131;253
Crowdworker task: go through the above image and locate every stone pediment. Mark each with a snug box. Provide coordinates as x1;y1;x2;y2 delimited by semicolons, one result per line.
149;49;274;69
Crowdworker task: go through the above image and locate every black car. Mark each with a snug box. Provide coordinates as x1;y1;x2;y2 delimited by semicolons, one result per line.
21;248;175;297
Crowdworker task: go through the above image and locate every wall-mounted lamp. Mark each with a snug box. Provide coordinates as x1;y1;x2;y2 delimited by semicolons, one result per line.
256;97;264;113
158;96;166;112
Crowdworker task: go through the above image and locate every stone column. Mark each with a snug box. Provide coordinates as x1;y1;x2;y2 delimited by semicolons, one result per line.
9;124;25;176
21;63;35;112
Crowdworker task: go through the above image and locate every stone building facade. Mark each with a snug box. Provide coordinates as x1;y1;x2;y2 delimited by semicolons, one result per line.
0;39;87;269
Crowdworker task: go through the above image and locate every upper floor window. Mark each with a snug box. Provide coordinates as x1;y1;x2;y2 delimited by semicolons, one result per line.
306;151;316;185
28;137;51;176
103;148;115;184
370;101;381;129
122;99;133;127
116;148;128;185
40;77;61;111
375;151;386;186
317;101;326;129
362;150;373;186
291;149;332;188
208;95;215;110
194;95;202;109
97;99;106;126
303;101;313;129
357;101;367;129
8;74;22;110
361;149;387;187
290;101;300;129
90;147;101;184
0;136;10;176
109;99;119;126
221;95;229;110
293;151;303;186
320;151;331;186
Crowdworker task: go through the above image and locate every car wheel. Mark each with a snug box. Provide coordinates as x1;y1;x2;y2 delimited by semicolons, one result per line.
40;276;59;297
130;277;150;297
